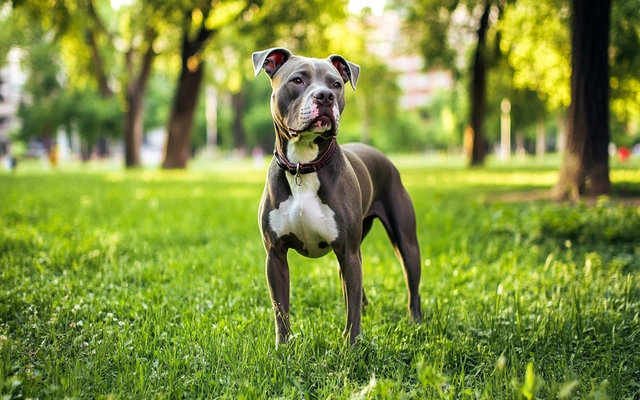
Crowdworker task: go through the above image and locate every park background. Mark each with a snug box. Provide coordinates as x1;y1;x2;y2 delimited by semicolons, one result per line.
1;0;640;398
0;0;638;176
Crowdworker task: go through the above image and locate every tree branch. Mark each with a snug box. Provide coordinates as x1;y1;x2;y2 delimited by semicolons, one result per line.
87;0;115;42
85;29;114;97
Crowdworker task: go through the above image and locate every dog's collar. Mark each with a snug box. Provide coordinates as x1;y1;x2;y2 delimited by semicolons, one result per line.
274;139;338;185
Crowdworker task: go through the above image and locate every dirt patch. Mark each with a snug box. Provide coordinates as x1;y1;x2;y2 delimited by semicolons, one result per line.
490;190;552;203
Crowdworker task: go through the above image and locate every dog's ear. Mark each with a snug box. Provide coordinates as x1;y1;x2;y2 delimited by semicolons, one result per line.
328;55;360;90
252;48;293;78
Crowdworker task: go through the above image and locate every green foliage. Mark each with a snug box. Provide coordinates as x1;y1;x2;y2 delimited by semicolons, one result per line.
143;72;174;134
500;0;571;111
371;111;429;153
19;84;123;149
1;160;639;398
350;56;405;148
610;0;640;144
392;0;462;73
214;97;235;151
501;0;640;144
191;88;208;151
16;38;64;143
68;90;124;145
422;87;467;149
239;0;350;52
242;76;274;151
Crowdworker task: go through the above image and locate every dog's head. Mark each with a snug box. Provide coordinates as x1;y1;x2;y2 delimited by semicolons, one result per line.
252;48;360;142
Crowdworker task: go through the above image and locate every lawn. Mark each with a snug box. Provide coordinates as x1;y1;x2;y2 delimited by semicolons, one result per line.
1;155;639;399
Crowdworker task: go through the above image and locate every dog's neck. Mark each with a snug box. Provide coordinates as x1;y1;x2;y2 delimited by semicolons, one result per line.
275;130;335;165
273;132;338;178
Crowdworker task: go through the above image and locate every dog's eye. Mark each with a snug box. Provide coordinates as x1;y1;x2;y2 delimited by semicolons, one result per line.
291;77;303;85
333;82;342;89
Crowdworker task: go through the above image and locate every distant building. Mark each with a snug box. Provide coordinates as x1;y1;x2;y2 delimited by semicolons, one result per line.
364;10;453;110
0;48;27;155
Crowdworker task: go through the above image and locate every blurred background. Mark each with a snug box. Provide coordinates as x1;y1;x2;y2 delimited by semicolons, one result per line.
0;0;638;170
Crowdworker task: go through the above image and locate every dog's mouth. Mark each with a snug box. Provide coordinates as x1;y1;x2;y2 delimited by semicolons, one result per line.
289;116;335;138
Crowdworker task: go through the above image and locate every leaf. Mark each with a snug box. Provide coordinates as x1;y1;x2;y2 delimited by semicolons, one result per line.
205;0;247;30
522;361;539;400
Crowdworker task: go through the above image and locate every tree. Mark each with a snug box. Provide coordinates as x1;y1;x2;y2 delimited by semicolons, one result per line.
468;1;491;165
121;18;158;167
397;0;502;165
160;2;241;169
86;0;163;167
551;0;612;200
6;0;166;167
502;0;640;194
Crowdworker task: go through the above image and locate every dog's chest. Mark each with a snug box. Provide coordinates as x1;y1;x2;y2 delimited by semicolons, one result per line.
269;173;338;258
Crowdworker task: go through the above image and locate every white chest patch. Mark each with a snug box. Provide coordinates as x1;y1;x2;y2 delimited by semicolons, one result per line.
269;142;339;258
269;172;339;258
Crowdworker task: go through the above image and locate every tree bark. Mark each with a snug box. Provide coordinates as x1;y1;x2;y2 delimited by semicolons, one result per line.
162;23;214;169
124;41;156;168
468;1;491;166
552;0;611;200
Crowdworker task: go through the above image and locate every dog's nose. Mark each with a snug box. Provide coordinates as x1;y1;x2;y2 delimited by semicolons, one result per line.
313;89;335;106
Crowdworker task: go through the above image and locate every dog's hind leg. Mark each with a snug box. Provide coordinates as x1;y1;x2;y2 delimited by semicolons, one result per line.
359;214;377;312
371;192;423;323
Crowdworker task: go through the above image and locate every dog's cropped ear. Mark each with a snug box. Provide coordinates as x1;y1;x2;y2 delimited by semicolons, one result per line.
328;55;360;90
252;48;293;78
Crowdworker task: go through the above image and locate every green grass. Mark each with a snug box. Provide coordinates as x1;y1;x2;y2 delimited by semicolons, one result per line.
1;155;639;399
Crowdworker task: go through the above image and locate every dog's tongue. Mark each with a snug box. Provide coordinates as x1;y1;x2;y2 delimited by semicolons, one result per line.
314;116;332;131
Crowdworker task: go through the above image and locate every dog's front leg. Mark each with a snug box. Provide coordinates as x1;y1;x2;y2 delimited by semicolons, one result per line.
335;247;363;345
265;248;290;346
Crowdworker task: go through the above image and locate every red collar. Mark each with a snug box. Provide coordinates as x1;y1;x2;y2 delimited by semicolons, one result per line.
274;139;338;177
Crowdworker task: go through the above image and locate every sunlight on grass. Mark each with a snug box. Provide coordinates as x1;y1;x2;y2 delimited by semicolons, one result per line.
611;168;640;182
401;169;560;188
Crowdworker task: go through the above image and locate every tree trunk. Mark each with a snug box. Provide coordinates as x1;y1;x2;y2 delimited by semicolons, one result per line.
124;43;156;168
162;24;213;169
551;0;611;200
468;1;491;166
556;114;566;154
124;86;144;167
231;87;247;154
162;61;205;169
536;116;546;160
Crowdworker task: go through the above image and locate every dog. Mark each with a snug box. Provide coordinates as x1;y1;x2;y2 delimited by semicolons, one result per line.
252;48;422;346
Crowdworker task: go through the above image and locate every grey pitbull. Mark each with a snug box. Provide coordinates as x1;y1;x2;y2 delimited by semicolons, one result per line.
252;48;422;346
